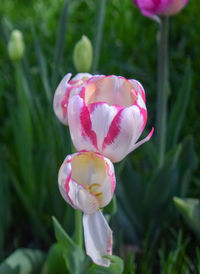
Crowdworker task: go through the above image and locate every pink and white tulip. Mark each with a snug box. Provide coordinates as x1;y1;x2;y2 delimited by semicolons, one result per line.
53;73;92;125
133;0;189;18
58;151;116;266
68;75;154;163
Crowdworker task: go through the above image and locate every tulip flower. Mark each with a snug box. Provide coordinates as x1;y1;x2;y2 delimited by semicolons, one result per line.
58;151;116;266
53;73;92;125
133;0;189;18
67;75;154;163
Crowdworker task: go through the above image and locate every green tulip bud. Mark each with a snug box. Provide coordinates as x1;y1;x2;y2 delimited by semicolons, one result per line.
8;30;25;62
73;35;93;72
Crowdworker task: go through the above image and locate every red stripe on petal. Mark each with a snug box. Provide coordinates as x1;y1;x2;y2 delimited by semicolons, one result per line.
140;108;147;132
61;86;73;119
64;170;73;206
80;104;98;149
102;109;123;150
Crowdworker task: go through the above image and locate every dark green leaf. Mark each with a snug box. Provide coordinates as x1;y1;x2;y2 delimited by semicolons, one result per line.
52;216;85;274
41;243;67;274
167;58;192;147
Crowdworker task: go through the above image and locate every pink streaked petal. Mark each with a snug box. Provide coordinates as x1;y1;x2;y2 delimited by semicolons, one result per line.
102;109;123;151
83;211;112;267
80;104;98;150
103;106;144;162
68;95;98;152
53;73;72;125
127;127;154;154
105;159;116;196
88;103;122;151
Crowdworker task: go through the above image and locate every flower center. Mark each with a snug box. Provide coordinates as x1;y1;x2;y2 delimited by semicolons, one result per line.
85;76;137;107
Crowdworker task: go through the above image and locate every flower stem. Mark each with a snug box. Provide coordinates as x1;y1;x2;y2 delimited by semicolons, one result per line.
156;16;169;168
75;210;83;247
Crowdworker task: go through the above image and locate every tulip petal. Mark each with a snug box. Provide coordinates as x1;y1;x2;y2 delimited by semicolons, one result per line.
102;106;144;162
89;103;121;150
68;95;98;151
68;181;99;214
127;127;154;154
53;73;72;125
83;211;112;267
85;75;135;108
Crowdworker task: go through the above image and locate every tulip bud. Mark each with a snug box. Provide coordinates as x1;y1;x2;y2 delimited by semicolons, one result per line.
8;30;25;62
73;35;93;73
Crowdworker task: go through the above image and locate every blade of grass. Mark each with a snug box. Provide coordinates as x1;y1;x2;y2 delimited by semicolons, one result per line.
51;0;71;90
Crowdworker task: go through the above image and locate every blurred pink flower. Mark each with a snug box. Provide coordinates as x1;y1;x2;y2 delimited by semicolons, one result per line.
58;150;116;266
133;0;189;18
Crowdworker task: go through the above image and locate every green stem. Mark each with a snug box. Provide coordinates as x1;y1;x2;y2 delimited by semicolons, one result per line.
71;144;83;248
92;0;107;73
156;16;169;168
75;210;83;247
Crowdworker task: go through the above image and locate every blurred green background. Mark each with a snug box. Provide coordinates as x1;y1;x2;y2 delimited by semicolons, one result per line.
0;0;200;273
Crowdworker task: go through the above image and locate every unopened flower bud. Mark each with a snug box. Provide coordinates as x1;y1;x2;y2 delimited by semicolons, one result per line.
8;30;25;62
73;35;93;72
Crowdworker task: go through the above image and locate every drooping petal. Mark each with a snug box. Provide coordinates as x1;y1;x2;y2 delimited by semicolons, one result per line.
83;211;112;267
102;106;144;162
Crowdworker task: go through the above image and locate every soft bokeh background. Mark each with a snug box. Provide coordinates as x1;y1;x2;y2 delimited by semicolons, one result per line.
0;0;199;272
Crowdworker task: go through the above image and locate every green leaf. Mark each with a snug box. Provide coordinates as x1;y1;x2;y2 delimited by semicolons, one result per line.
52;216;85;274
173;197;200;238
0;249;45;274
41;243;67;274
167;58;192;147
32;28;51;102
87;255;124;274
177;136;198;197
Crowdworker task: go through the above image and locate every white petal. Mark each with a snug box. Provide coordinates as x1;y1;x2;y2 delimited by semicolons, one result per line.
68;95;98;151
83;211;112;267
89;103;119;150
96;156;116;208
102;106;144;162
68;181;99;214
